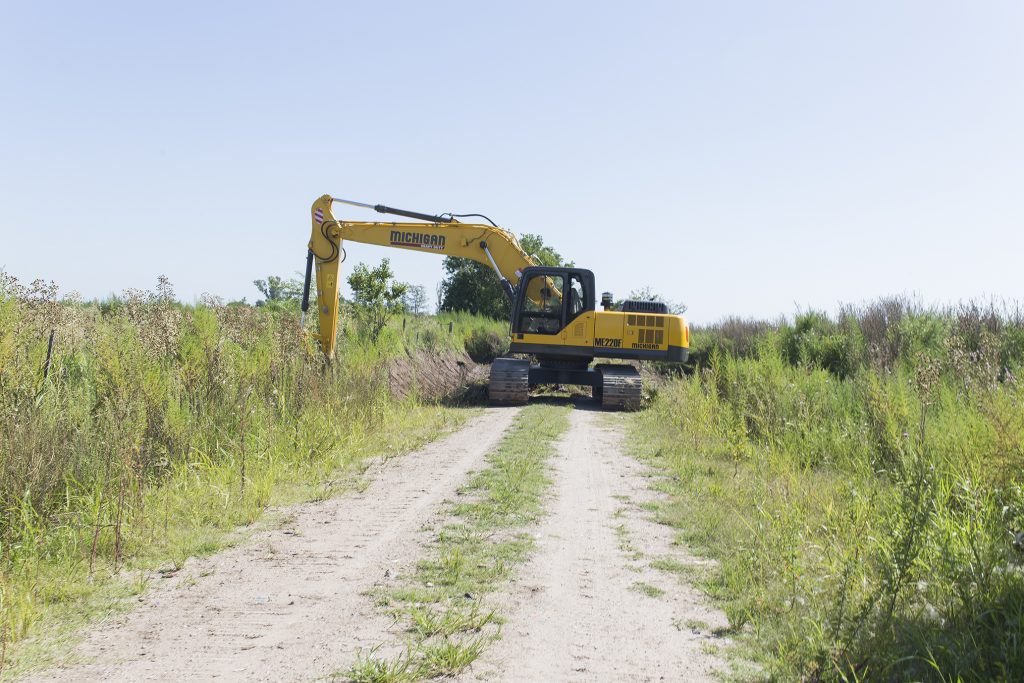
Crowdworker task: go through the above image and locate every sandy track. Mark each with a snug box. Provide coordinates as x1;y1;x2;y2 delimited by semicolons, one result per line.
459;408;728;683
28;407;520;683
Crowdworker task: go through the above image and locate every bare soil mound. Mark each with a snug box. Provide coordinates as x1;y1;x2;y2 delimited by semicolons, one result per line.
387;348;489;401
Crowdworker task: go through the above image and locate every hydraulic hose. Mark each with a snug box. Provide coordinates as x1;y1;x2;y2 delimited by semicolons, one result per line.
300;249;314;315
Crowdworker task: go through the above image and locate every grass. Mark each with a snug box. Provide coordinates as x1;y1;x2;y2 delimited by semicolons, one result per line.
633;299;1024;682
613;521;644;562
346;403;571;681
630;581;665;598
406;602;497;639
0;272;505;678
348;647;421;683
649;556;691;575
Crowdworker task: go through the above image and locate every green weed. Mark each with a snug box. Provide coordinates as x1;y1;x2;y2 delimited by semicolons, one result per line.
631;581;665;598
406;602;497;638
649;556;691;575
419;635;489;676
348;646;421;683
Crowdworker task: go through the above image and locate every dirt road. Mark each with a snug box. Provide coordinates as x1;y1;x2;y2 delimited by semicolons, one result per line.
456;409;727;682
27;403;727;682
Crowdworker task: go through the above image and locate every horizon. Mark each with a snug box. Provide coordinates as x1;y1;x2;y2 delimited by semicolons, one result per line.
4;265;1022;329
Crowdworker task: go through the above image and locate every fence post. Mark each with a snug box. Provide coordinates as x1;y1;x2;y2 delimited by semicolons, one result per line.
448;321;453;335
43;329;56;379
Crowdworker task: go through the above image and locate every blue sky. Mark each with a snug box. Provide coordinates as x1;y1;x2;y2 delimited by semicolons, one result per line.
2;1;1021;322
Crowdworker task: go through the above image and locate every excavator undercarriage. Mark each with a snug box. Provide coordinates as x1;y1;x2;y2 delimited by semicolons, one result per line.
488;359;643;410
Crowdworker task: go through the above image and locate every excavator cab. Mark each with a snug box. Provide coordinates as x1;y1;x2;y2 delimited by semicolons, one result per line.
511;267;595;337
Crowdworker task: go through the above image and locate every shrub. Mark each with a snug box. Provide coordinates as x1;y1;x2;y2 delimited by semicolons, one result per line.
464;328;508;364
347;259;408;343
777;311;859;378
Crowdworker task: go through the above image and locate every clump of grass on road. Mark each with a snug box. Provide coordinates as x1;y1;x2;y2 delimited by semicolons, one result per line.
630;581;665;599
347;403;571;682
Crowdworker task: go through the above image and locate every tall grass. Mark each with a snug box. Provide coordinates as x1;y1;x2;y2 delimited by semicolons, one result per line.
637;298;1024;681
0;272;501;676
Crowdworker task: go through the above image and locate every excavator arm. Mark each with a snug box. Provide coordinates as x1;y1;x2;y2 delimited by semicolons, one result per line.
303;194;535;358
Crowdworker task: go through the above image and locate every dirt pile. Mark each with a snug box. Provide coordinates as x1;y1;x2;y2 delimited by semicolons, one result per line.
387;348;489;401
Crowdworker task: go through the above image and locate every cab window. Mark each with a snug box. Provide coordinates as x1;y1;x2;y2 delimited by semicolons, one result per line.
518;274;564;335
567;273;585;322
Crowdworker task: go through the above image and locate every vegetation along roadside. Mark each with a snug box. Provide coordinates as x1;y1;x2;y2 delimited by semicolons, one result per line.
632;297;1024;682
0;270;505;678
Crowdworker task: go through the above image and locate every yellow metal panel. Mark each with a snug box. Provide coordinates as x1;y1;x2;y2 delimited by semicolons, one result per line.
663;314;687;348
517;312;594;349
594;312;624;350
569;312;594;347
620;311;687;352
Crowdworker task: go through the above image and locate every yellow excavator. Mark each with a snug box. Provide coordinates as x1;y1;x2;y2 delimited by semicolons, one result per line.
301;195;690;409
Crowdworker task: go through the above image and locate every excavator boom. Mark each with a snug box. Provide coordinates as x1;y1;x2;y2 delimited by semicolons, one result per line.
304;194;534;358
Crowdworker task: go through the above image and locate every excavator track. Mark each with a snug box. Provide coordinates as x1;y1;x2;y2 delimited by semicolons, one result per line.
595;364;642;411
489;357;530;405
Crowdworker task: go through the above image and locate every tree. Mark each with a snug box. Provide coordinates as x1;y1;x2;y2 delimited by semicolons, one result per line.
521;233;571;269
347;259;408;342
438;233;570;320
253;275;303;306
437;259;509;319
400;284;429;315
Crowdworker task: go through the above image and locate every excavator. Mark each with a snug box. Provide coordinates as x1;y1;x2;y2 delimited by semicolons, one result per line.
301;195;690;410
